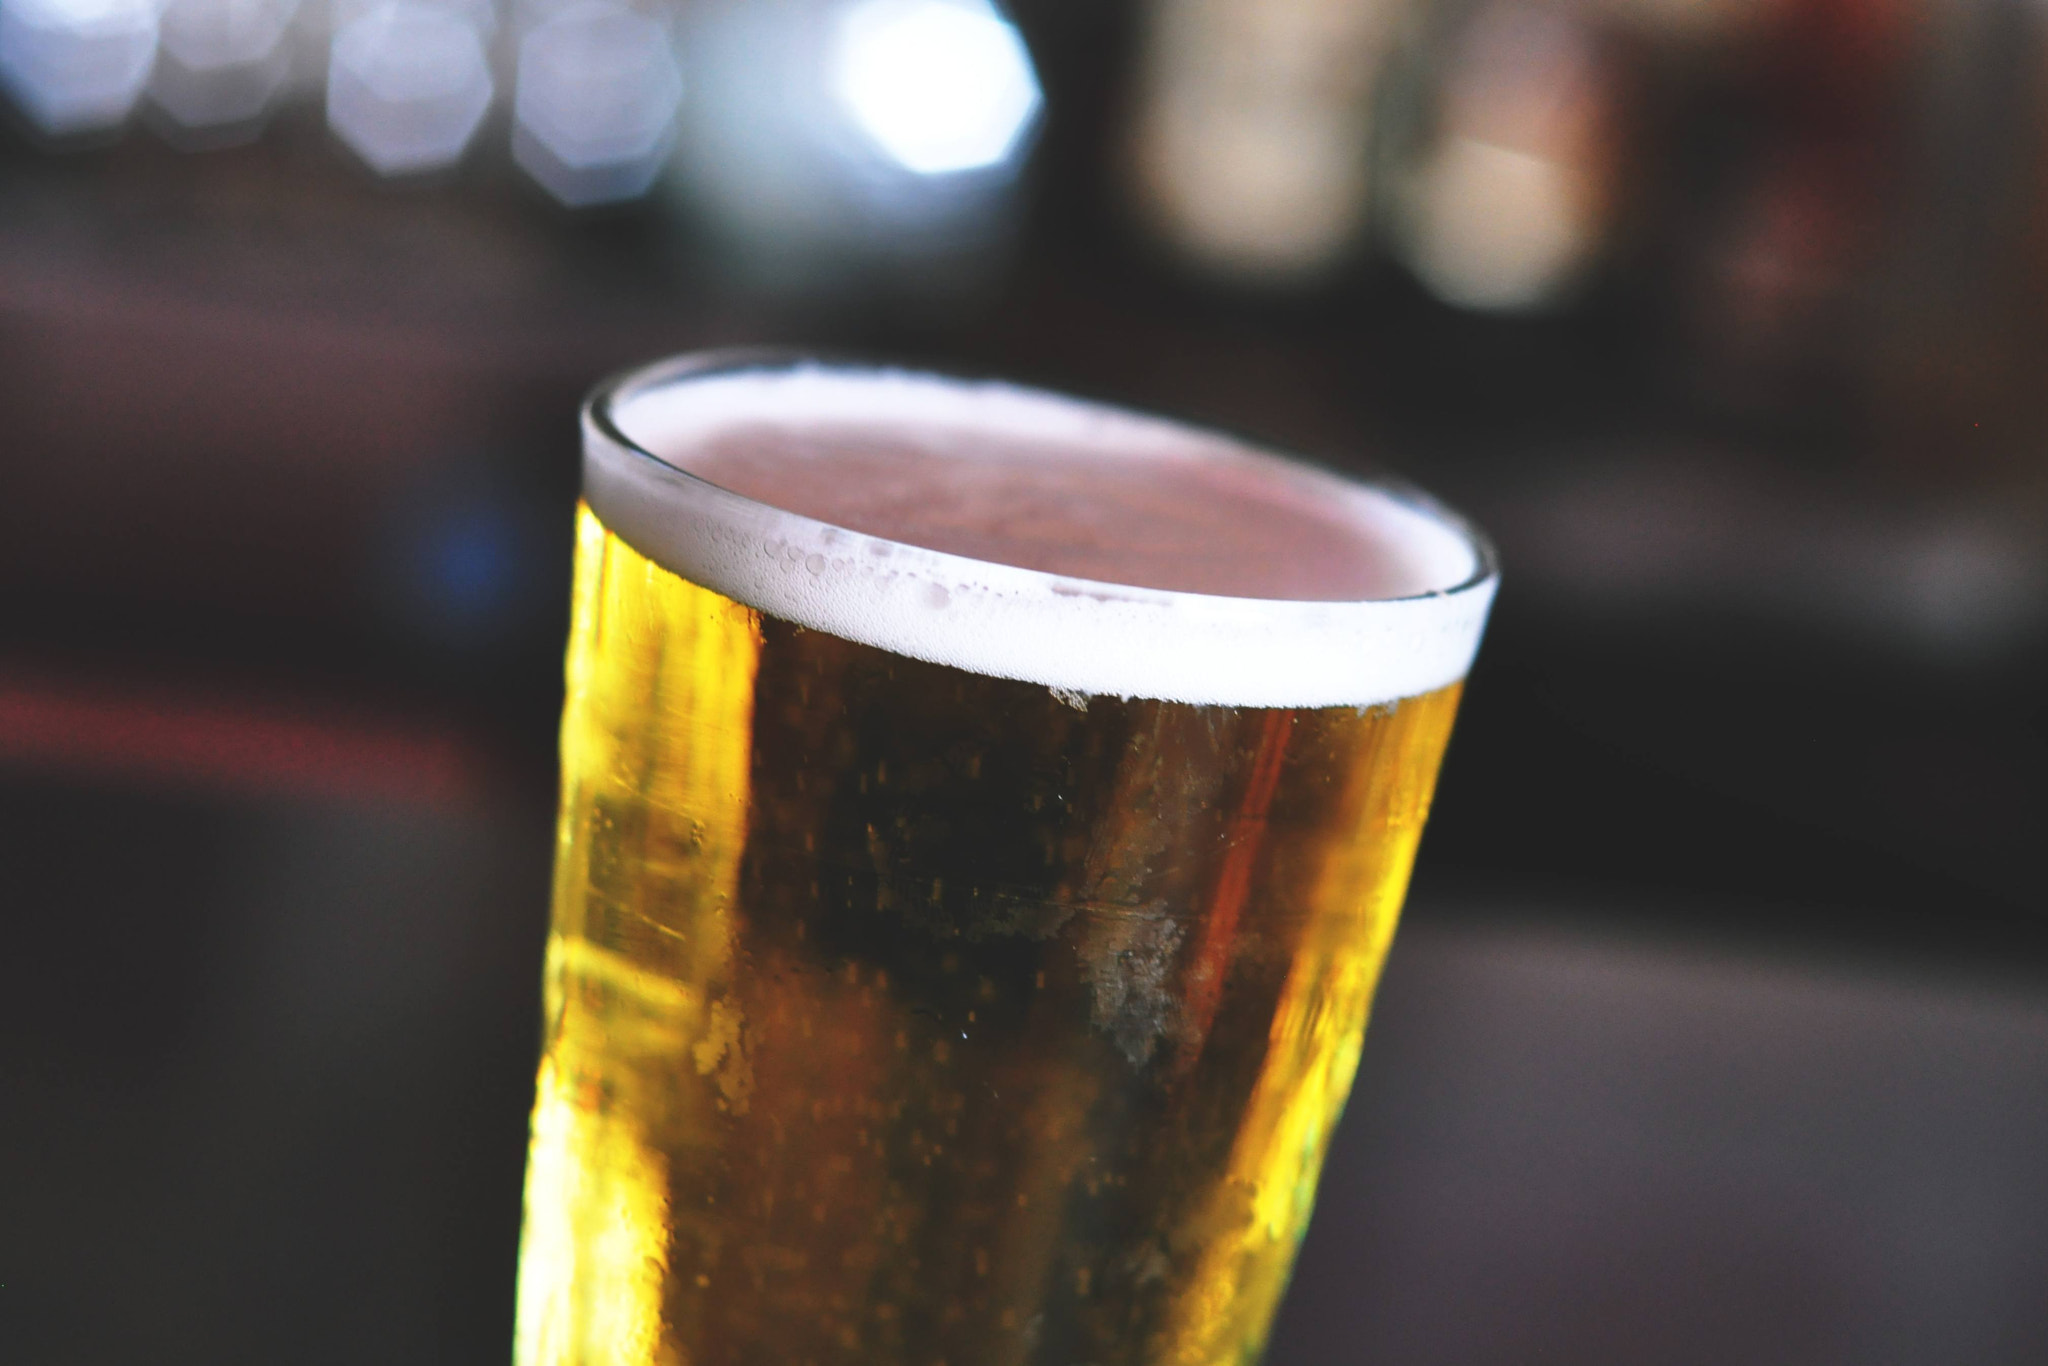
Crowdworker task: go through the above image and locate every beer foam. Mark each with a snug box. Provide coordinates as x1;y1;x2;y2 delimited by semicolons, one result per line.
585;356;1496;708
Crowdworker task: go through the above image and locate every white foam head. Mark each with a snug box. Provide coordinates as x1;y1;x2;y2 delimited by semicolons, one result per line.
583;353;1497;707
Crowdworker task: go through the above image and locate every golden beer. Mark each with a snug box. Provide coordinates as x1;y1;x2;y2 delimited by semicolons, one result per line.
514;357;1494;1366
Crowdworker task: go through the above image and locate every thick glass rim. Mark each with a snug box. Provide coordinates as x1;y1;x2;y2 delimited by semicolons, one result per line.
581;348;1498;708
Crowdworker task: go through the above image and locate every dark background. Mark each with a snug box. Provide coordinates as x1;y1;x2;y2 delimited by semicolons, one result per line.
3;0;2046;1361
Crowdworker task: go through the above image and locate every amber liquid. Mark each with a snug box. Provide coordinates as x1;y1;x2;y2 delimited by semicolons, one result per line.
514;508;1464;1366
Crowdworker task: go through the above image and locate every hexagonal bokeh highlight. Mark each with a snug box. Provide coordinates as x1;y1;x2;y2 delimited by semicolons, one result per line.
332;0;495;43
512;1;682;207
326;2;493;176
147;0;297;139
0;0;159;136
830;0;1040;176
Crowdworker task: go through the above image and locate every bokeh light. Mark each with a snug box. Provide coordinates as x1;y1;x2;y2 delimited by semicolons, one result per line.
1391;4;1615;312
829;0;1040;176
1128;0;1394;284
0;0;159;135
670;0;1040;291
148;0;297;139
329;0;497;40
512;1;683;208
326;1;494;176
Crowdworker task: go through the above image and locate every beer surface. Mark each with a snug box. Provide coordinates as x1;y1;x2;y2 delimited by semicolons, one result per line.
680;422;1420;601
515;511;1465;1366
583;364;1493;707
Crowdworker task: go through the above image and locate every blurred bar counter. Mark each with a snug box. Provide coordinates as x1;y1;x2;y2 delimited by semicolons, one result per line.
3;0;2047;1360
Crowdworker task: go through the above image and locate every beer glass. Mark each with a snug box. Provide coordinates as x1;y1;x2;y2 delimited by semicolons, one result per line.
514;352;1495;1366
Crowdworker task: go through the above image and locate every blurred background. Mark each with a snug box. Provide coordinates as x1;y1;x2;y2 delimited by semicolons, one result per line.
2;0;2046;1361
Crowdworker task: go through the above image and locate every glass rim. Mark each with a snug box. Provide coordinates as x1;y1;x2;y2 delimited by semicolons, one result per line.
581;348;1499;708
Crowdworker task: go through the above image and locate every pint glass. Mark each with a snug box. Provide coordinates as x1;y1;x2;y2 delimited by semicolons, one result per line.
514;353;1496;1366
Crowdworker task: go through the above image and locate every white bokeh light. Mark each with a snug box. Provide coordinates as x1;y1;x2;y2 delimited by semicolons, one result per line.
0;0;159;135
1402;139;1591;311
1393;4;1611;312
513;1;683;207
331;0;495;41
830;0;1040;176
326;2;493;176
148;0;296;135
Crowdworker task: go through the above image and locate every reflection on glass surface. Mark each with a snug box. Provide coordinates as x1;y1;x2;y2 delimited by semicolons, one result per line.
829;0;1040;176
325;1;494;176
147;0;297;140
0;0;159;135
513;1;683;207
